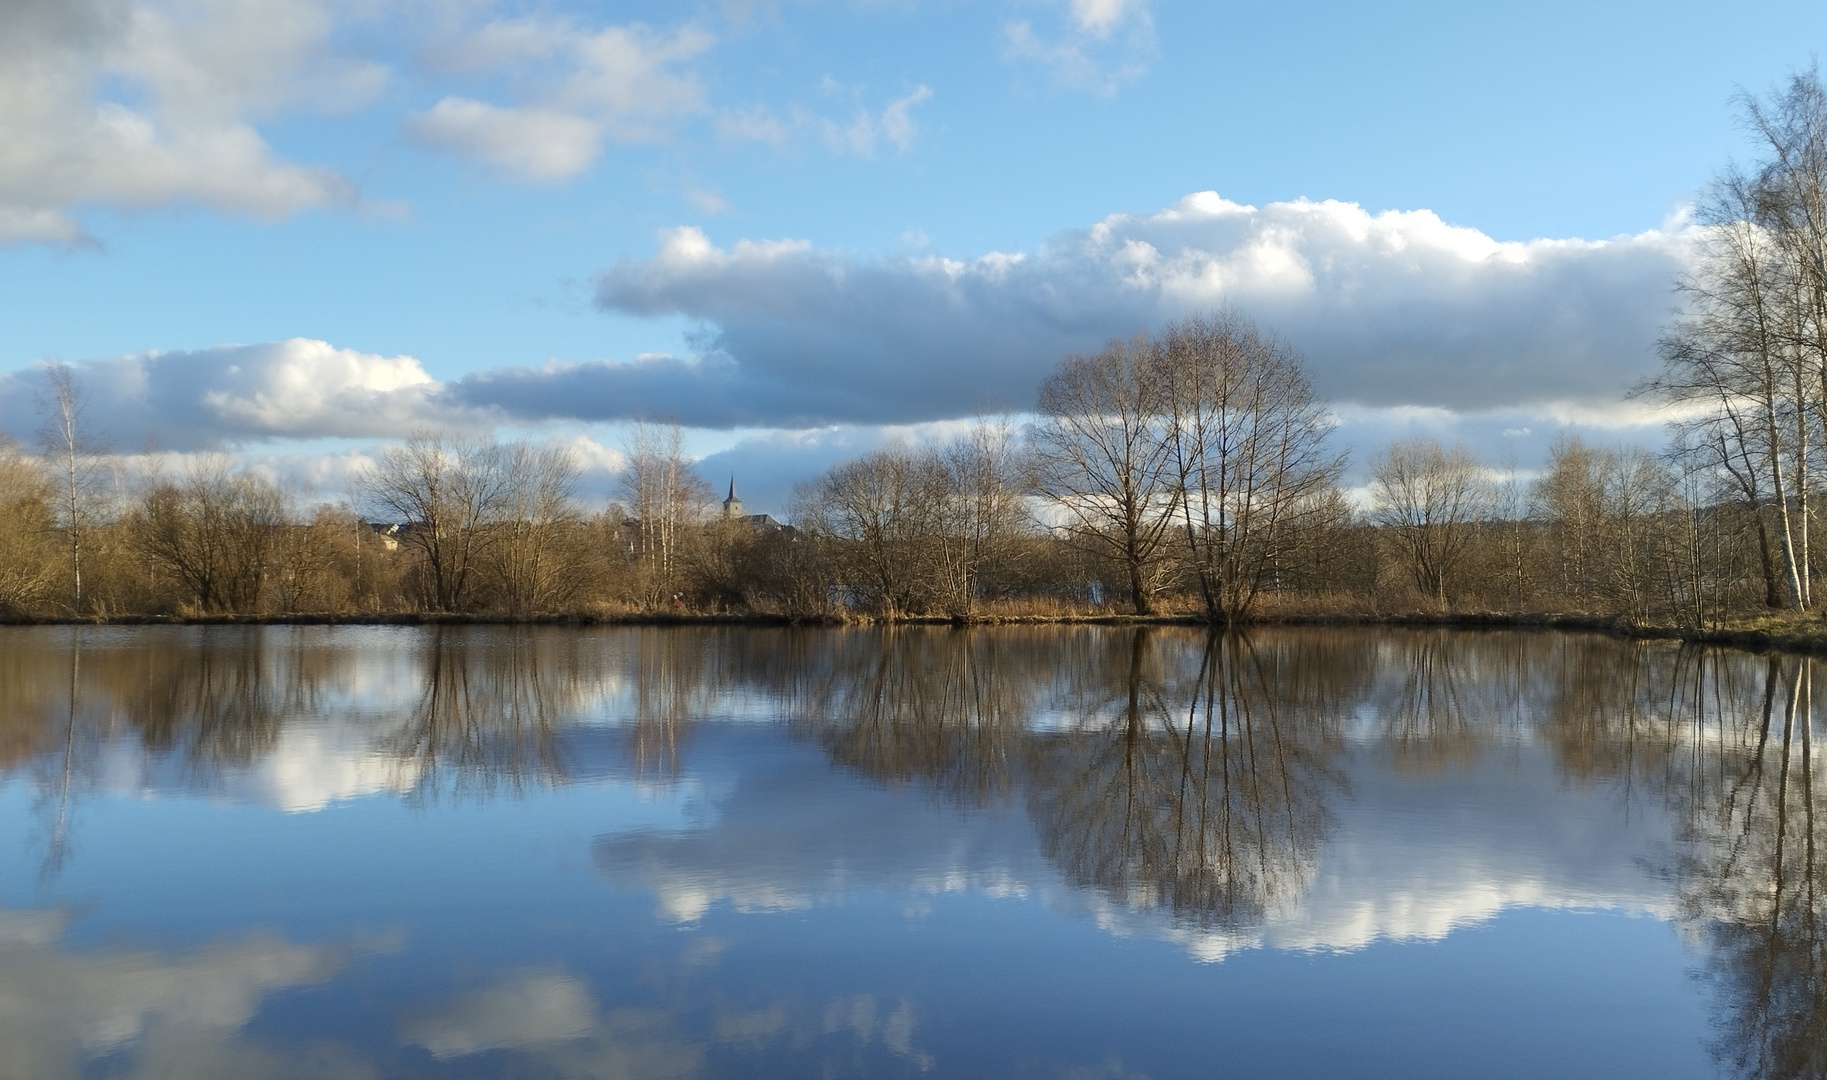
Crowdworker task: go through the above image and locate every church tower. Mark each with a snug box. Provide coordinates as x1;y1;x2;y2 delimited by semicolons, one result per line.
722;478;743;520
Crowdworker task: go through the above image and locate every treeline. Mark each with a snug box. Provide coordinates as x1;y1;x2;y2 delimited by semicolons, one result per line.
4;71;1827;626
0;390;1799;626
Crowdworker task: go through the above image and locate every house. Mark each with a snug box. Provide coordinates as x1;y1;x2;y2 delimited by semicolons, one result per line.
366;522;402;552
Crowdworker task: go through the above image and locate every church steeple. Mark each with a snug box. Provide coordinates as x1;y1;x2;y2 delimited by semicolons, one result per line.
722;477;743;520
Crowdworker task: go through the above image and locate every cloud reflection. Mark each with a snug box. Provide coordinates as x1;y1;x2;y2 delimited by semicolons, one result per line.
0;908;363;1080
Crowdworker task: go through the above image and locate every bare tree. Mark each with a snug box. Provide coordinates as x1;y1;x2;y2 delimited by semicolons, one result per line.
931;416;1032;614
361;430;512;612
1158;313;1343;620
794;444;949;615
619;420;711;604
1032;334;1179;614
490;442;584;614
1533;435;1608;606
0;439;58;614
1370;437;1488;606
1541;442;1682;621
131;458;286;612
1745;73;1827;597
1643;70;1827;613
35;362;105;611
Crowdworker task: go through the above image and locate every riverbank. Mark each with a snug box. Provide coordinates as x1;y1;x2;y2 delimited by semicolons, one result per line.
8;608;1827;654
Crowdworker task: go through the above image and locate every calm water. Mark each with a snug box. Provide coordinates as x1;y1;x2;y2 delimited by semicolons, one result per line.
0;625;1819;1079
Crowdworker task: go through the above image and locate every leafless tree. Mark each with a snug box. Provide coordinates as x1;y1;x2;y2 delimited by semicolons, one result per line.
1370;437;1488;606
361;430;512;612
1032;334;1179;614
1643;70;1827;613
794;444;949;615
619;420;711;604
0;439;58;614
490;442;584;614
1158;313;1343;620
131;458;286;612
931;416;1033;614
35;362;105;611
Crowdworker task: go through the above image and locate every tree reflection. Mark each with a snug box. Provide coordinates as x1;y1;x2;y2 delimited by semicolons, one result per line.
785;628;1056;806
1370;630;1527;774
624;628;720;786
1662;654;1827;1080
385;629;581;799
1025;630;1347;927
1548;641;1827;1080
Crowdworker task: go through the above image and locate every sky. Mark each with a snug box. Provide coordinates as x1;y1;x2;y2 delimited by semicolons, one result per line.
0;0;1824;515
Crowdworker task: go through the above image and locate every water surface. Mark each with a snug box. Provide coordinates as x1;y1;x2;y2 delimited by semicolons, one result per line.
0;625;1817;1079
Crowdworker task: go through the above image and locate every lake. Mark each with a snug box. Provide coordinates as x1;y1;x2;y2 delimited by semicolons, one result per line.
0;624;1817;1079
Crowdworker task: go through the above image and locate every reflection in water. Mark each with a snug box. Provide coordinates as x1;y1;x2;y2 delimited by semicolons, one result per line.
386;630;578;800
1664;656;1827;1080
10;625;1827;1076
1024;631;1341;927
0;907;363;1080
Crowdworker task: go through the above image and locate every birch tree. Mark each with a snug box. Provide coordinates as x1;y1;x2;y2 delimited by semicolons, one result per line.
36;362;105;611
620;420;710;603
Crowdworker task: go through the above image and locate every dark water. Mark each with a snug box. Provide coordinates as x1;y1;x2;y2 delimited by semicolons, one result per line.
0;625;1820;1079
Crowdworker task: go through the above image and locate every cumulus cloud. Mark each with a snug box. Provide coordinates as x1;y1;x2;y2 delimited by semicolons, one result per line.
0;0;380;244
0;192;1695;485
586;194;1695;427
408;18;712;181
406;99;603;182
0;339;485;450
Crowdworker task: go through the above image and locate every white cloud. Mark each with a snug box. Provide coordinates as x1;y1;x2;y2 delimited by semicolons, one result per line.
685;187;731;215
1003;0;1153;94
718;85;933;159
0;192;1696;491
408;18;712;181
0;339;483;450
1068;0;1149;37
716;104;792;148
590;193;1696;426
406;99;603;182
0;0;381;244
821;86;933;157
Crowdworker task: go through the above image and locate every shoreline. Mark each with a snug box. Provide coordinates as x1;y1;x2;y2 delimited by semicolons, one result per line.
6;609;1827;655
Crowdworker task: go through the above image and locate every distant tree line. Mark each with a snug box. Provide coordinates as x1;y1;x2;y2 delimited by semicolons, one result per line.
2;72;1826;627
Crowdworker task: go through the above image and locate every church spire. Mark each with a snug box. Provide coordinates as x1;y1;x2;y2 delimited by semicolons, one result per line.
722;477;743;519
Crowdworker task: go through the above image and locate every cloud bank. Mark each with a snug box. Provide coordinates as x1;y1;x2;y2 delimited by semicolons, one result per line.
0;338;480;451
587;193;1694;427
0;192;1696;492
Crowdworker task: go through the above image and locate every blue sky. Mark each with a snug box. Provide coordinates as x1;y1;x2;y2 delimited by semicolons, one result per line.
1;0;1824;513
